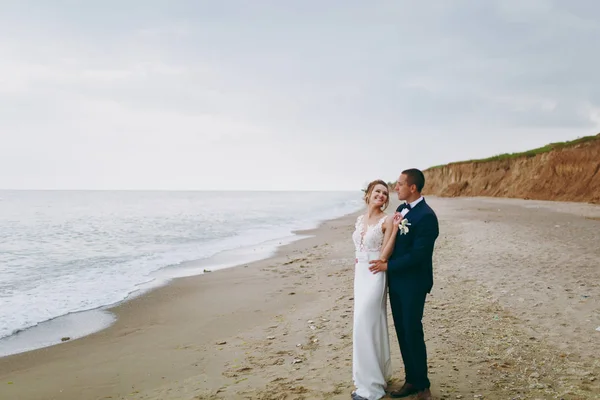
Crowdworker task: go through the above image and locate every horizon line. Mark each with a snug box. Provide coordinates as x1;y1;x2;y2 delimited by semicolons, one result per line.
0;188;363;192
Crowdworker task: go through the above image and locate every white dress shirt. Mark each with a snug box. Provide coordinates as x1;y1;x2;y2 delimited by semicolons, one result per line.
400;196;424;217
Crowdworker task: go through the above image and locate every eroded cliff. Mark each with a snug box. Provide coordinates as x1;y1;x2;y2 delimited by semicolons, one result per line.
423;134;600;203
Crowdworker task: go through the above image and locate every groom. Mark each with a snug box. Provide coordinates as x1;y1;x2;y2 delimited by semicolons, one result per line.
369;168;439;400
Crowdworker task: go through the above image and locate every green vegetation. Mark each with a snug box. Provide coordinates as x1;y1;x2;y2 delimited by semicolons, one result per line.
428;134;599;170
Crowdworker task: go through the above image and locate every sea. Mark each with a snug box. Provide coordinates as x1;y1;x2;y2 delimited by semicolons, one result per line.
0;190;362;356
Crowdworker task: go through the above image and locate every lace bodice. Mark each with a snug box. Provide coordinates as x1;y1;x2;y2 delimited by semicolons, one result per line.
352;214;387;252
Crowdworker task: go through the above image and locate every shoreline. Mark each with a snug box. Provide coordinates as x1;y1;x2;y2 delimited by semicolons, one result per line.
0;208;357;359
1;196;599;400
0;208;365;398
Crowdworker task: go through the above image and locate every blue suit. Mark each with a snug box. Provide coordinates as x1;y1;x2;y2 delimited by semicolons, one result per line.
387;198;439;390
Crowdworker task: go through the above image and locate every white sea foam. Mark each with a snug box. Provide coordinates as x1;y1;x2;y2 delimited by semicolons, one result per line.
0;190;362;348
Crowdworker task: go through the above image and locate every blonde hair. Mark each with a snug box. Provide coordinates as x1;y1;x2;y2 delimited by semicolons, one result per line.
363;179;390;211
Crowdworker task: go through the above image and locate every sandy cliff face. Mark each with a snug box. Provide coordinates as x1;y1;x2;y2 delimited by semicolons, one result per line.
423;134;600;203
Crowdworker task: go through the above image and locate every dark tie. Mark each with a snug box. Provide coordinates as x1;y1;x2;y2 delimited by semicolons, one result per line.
404;203;412;210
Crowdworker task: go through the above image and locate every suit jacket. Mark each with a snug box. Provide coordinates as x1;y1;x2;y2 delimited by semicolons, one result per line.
387;198;439;293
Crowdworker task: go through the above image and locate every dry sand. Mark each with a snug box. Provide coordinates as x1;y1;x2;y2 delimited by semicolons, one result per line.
1;197;599;400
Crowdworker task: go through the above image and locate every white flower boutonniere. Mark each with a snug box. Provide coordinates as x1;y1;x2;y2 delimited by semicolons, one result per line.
399;219;411;235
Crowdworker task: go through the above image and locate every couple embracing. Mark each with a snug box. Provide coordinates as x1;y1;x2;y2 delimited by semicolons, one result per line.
351;168;439;400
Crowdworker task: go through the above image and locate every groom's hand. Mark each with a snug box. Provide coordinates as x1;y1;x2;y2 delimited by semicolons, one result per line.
368;259;388;274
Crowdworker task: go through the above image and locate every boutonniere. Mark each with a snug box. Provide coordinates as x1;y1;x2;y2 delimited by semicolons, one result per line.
399;219;411;235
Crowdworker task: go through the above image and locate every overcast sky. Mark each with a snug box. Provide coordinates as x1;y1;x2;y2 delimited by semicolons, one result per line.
1;1;599;190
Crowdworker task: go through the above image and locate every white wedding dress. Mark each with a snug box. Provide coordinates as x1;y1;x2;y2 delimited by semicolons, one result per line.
351;215;391;400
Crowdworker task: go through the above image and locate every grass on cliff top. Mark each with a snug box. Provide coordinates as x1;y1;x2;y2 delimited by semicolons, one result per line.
427;133;599;169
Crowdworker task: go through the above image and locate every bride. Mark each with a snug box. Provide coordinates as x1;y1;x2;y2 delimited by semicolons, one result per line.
351;179;402;400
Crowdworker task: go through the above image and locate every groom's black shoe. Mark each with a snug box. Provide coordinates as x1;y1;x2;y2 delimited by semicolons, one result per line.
389;382;419;398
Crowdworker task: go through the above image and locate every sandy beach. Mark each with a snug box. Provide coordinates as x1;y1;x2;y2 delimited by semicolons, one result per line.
1;196;599;400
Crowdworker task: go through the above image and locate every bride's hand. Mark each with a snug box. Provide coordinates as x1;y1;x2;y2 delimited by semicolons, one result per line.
392;212;403;228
